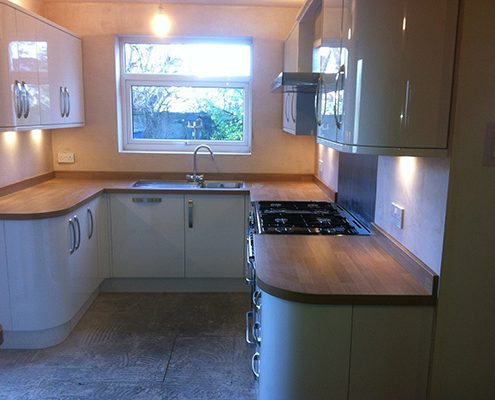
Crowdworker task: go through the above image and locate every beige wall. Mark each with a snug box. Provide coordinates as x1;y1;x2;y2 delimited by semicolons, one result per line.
45;2;315;174
0;1;52;189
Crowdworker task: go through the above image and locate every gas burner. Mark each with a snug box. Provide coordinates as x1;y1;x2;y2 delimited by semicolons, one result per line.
256;201;370;236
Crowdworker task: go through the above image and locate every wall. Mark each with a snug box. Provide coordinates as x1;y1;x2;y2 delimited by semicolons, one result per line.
45;2;315;174
375;156;449;274
430;0;495;397
0;1;53;189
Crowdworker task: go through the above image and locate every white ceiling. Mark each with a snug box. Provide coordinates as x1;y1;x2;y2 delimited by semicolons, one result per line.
43;0;305;6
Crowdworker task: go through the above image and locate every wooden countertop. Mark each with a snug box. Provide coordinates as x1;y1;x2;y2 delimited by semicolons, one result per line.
0;176;437;304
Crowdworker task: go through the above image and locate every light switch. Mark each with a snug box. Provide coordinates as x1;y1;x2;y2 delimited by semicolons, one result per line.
391;202;405;229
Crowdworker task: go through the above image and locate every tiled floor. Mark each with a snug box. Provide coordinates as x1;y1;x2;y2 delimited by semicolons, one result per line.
0;293;256;400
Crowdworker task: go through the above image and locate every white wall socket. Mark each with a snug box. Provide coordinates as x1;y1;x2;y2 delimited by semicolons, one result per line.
391;202;405;229
57;152;75;164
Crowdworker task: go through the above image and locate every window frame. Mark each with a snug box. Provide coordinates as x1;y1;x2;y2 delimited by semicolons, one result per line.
116;35;253;154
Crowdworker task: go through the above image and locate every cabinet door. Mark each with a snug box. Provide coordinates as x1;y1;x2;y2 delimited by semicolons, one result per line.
184;194;246;278
341;0;457;151
110;194;185;278
348;305;434;400
13;9;41;128
0;4;18;128
259;293;352;400
39;24;84;126
0;221;12;331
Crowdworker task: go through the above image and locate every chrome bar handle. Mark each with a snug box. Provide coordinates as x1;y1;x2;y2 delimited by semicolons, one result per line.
245;310;255;345
291;91;296;123
251;352;260;380
14;80;23;119
252;289;262;310
314;76;323;126
68;218;76;254
284;93;290;123
21;81;29;118
87;208;94;240
334;65;345;129
131;198;162;203
59;86;65;117
74;215;81;250
252;321;262;346
65;87;70;117
188;199;193;228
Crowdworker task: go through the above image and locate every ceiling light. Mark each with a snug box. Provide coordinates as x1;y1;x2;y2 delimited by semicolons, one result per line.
152;5;171;37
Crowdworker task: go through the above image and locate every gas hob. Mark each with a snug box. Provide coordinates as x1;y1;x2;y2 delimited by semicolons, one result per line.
254;201;370;236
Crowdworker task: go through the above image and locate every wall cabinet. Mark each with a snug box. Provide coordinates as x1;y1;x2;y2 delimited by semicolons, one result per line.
3;197;102;333
110;194;185;278
0;0;84;131
110;193;247;279
309;0;458;156
282;20;317;136
257;292;434;400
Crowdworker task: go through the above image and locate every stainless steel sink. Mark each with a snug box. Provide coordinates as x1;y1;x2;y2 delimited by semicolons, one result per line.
199;181;244;189
132;180;199;189
132;180;244;189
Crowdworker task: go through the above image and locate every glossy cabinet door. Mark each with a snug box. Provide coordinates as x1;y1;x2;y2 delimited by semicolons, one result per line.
0;221;12;331
258;292;352;400
110;193;185;278
184;194;246;278
348;306;434;400
337;0;458;155
314;0;343;143
0;4;18;128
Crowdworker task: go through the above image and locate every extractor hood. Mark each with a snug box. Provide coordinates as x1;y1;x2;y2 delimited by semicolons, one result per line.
271;72;320;92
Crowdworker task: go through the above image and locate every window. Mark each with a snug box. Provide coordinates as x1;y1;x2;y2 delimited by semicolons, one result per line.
117;36;252;154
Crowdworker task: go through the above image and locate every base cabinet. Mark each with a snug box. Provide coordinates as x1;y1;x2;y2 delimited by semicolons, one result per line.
3;198;103;331
257;292;434;400
110;193;185;278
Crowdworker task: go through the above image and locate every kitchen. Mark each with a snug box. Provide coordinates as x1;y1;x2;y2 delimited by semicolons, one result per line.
0;0;494;399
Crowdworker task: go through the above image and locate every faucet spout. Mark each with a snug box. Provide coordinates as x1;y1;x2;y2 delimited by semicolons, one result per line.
187;144;215;183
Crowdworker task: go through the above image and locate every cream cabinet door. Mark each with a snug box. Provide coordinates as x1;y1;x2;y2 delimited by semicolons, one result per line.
110;194;185;278
184;194;246;278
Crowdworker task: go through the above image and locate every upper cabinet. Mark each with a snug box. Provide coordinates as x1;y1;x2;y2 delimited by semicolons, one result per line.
282;18;318;136
0;0;84;131
304;0;459;156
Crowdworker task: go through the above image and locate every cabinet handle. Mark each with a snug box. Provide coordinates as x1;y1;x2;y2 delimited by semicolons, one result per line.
131;197;162;203
403;80;412;127
290;91;296;123
188;199;193;228
314;76;322;126
252;289;262;310
245;260;255;286
69;218;76;254
65;87;70;117
21;81;29;119
74;215;81;250
87;208;94;240
251;352;260;380
252;320;262;345
334;65;345;130
59;86;65;117
14;80;23;119
245;310;255;345
284;93;290;123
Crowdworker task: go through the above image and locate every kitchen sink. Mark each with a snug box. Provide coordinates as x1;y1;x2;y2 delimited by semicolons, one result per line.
132;180;199;189
132;180;244;189
199;181;244;189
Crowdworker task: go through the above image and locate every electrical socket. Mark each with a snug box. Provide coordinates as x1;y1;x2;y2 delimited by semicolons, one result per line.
57;152;75;164
391;202;405;229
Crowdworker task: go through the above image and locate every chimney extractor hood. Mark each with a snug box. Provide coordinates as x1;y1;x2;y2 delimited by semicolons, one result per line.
271;72;321;93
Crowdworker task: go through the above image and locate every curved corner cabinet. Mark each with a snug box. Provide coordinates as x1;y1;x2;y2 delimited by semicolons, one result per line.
0;0;84;131
315;0;459;156
255;291;434;400
0;196;106;349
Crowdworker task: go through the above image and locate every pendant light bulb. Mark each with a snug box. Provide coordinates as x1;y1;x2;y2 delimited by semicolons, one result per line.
152;5;171;37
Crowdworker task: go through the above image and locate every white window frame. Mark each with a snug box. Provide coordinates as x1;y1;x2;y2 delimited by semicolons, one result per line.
116;36;253;154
